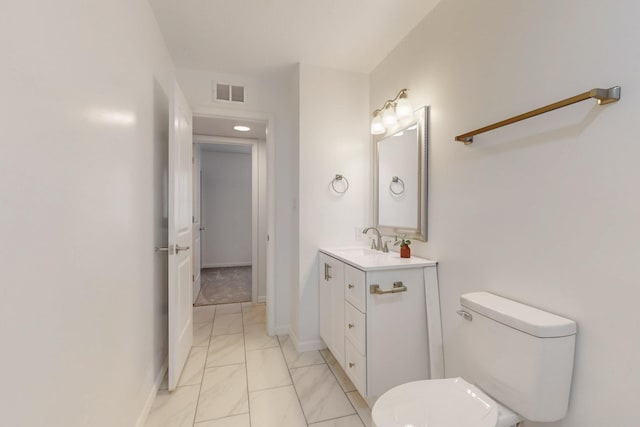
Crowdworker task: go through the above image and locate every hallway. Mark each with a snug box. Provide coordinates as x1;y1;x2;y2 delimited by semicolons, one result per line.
145;303;371;427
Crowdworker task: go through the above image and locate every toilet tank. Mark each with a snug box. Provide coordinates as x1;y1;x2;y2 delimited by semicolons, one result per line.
459;292;577;422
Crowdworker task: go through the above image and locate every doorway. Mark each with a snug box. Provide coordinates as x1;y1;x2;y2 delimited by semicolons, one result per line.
191;116;268;307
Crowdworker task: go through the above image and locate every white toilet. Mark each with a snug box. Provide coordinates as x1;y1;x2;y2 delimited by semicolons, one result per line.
372;291;577;427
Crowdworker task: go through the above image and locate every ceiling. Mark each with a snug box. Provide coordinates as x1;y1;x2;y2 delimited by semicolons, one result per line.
193;116;267;139
148;0;441;75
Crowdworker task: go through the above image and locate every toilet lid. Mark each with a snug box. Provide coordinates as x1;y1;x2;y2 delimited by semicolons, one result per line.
372;378;498;427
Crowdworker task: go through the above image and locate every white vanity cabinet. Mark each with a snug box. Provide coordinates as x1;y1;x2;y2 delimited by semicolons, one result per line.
319;248;444;400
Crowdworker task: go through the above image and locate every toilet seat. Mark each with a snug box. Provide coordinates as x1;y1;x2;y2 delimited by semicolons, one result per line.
372;377;502;427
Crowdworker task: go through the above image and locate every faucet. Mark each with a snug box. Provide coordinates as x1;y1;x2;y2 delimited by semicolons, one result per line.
362;226;388;252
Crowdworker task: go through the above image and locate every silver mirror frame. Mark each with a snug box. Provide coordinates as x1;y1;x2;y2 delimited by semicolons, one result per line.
373;106;428;241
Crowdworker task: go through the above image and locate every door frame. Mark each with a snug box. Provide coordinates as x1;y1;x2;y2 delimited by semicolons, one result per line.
195;134;260;304
192;107;276;336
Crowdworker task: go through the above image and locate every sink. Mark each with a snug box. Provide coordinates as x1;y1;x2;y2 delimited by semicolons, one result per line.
331;247;379;257
320;246;437;271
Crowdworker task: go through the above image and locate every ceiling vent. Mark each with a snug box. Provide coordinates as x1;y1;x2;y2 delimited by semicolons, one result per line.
213;82;245;103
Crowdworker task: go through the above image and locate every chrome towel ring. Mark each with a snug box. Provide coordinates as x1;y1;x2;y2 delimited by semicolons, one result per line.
331;174;349;194
390;176;405;195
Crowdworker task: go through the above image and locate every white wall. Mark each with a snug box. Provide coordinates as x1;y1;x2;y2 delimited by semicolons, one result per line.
0;1;175;426
296;64;370;349
177;67;298;333
201;150;252;267
370;0;639;425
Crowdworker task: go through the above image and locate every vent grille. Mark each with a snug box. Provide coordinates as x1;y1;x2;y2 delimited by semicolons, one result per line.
214;82;245;103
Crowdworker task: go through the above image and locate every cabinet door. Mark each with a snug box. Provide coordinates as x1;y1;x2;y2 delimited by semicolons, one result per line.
366;268;429;397
319;253;345;365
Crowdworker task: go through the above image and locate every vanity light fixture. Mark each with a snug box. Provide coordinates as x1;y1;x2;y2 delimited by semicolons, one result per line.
233;124;251;132
370;88;413;135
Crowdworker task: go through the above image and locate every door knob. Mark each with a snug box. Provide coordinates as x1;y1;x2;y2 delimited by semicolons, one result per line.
199;227;205;231
155;246;169;252
176;245;190;253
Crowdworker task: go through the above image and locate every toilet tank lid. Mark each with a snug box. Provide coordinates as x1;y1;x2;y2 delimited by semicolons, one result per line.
461;292;577;338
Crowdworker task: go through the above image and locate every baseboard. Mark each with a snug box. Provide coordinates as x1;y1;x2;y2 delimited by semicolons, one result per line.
274;324;289;336
202;262;251;268
288;328;325;352
134;359;167;427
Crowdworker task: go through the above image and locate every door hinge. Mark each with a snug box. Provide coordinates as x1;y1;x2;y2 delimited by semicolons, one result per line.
192;274;195;282
192;216;195;224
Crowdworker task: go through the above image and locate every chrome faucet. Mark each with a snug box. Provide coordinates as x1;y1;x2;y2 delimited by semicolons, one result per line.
362;226;388;252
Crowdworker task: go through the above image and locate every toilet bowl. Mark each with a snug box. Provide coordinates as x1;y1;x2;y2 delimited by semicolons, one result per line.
372;378;521;427
372;292;577;427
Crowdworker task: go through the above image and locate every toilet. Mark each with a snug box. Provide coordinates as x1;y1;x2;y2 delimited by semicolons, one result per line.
372;291;577;427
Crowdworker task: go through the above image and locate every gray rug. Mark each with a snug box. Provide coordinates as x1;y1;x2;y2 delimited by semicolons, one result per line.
195;266;252;306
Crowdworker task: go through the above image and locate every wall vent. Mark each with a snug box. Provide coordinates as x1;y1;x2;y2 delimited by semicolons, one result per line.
213;82;245;103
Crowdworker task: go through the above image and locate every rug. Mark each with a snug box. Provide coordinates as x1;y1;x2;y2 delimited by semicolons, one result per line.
195;266;252;306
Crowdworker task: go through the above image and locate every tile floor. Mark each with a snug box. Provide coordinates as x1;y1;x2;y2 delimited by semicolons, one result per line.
145;302;372;427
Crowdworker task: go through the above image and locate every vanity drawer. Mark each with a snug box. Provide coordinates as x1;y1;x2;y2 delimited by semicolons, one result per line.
345;301;366;355
344;265;366;313
345;339;366;395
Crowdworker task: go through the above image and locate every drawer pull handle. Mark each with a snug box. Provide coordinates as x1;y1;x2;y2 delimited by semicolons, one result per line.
370;281;407;295
349;362;355;368
348;284;354;289
348;323;354;329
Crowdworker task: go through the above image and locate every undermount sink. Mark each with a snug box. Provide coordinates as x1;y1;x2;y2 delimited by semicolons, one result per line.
320;246;436;271
329;247;380;257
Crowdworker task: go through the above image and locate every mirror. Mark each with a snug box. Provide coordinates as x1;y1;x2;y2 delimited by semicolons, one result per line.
373;106;428;241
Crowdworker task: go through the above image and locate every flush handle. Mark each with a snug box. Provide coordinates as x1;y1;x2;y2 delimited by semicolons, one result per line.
456;310;473;321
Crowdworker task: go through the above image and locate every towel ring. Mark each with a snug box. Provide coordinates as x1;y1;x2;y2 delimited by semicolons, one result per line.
390;176;405;195
331;174;349;194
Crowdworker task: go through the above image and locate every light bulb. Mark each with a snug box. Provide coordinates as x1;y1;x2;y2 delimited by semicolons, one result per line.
395;97;413;124
370;115;385;135
382;107;398;129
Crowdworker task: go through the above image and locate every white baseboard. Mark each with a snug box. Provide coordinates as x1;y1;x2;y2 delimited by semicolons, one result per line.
274;324;290;336
134;358;167;427
202;262;251;268
288;328;325;352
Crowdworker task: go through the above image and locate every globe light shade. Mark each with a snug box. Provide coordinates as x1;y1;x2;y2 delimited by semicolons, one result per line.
382;107;398;129
395;97;414;124
370;115;385;135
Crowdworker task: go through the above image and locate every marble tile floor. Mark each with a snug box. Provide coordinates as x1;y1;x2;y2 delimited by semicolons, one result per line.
145;302;371;427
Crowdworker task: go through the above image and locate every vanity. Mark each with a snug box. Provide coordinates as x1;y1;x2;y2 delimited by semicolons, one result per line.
318;103;441;400
318;247;444;400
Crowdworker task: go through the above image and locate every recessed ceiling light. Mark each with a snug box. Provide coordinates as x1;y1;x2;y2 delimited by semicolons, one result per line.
233;125;251;132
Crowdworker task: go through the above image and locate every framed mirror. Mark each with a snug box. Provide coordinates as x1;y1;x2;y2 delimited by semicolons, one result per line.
373;106;428;241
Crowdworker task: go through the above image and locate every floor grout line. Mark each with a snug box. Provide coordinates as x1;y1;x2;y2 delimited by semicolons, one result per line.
241;304;252;427
277;334;312;426
191;307;216;426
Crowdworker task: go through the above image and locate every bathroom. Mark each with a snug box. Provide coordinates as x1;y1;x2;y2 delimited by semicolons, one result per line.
2;0;638;426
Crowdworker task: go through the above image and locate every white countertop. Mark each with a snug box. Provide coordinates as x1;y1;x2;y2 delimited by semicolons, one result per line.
320;246;437;271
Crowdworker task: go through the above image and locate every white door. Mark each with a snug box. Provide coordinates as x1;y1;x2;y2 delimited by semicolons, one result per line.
168;83;193;391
